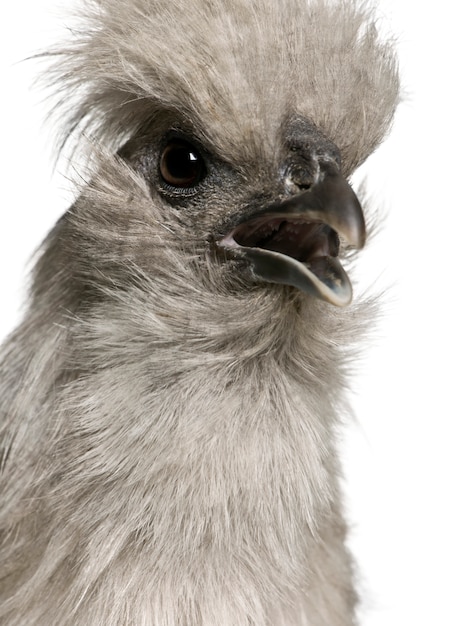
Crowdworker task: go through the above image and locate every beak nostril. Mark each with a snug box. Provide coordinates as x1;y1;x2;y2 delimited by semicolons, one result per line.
284;170;313;194
294;175;313;189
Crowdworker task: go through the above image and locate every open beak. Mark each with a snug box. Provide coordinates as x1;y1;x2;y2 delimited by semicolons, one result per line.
218;168;365;306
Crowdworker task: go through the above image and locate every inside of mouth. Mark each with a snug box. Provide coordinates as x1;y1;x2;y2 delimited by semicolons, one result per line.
231;217;340;270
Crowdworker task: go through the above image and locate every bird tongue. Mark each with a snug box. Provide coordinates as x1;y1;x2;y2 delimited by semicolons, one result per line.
237;218;339;260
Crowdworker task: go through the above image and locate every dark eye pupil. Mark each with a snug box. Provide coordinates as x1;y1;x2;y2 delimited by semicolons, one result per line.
159;140;205;188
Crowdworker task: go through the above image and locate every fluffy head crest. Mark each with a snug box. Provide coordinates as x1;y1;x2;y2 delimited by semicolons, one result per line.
50;0;399;174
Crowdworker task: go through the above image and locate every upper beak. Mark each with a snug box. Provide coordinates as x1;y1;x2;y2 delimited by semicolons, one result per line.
218;168;366;306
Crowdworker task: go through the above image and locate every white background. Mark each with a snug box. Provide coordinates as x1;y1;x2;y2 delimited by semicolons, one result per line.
1;2;453;624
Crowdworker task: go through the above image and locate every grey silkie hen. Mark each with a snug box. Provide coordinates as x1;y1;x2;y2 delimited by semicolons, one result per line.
0;0;399;624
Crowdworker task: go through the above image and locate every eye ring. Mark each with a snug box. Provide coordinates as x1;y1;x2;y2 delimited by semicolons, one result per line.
159;139;206;189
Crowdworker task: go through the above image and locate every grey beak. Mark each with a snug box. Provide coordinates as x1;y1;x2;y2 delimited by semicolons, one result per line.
219;168;366;306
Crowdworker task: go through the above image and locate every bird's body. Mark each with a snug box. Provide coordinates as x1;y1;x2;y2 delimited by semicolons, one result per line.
0;0;398;624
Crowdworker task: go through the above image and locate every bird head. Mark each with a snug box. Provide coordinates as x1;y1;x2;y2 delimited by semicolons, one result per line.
45;0;399;315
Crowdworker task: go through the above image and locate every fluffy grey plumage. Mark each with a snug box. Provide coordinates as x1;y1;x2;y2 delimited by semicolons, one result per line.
0;1;399;624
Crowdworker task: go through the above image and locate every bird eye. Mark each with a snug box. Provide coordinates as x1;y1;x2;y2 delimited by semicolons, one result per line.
159;139;206;188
